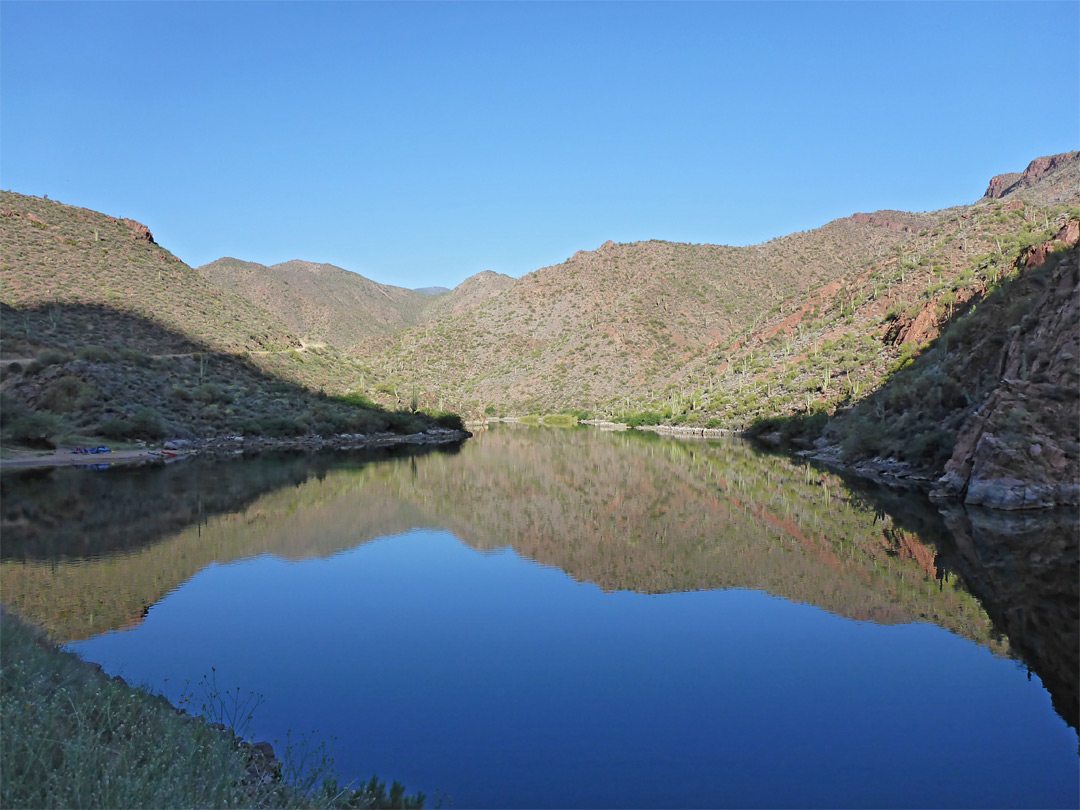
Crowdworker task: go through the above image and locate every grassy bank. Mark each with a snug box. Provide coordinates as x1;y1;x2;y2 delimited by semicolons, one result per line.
0;607;425;809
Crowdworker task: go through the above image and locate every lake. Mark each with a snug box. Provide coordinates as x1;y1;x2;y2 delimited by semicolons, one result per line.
2;425;1077;808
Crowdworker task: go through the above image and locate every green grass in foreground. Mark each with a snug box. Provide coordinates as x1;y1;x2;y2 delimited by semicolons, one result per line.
0;607;426;809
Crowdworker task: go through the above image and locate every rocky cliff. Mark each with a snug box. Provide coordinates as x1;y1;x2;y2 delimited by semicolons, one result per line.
985;151;1080;205
935;242;1079;509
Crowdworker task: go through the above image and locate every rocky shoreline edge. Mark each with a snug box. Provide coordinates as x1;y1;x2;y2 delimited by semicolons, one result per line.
0;427;472;470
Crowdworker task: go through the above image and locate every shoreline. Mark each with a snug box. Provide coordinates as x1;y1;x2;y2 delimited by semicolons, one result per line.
0;428;472;471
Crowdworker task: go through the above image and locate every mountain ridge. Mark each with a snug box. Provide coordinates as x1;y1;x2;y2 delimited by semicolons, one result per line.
196;257;514;351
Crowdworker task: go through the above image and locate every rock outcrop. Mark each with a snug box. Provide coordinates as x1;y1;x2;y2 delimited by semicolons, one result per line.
121;217;156;244
984;172;1023;199
849;212;915;232
984;152;1080;201
935;244;1079;509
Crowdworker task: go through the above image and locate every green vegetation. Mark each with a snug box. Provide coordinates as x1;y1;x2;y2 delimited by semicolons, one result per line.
619;410;665;428
3;157;1076;460
539;413;577;428
0;609;426;809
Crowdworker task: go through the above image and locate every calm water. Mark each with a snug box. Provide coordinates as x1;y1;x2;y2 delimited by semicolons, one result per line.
2;426;1077;808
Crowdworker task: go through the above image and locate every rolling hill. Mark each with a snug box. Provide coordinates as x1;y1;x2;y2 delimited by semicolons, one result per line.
196;257;514;351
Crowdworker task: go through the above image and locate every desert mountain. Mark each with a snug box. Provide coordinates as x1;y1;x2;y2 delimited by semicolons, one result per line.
187;153;1078;427
3;152;1076;458
0;192;459;447
367;153;1077;419
196;257;513;351
1;195;299;357
375;214;943;414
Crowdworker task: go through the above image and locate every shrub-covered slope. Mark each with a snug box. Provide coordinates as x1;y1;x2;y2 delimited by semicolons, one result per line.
613;154;1079;440
0;194;461;447
1;193;299;355
380;213;936;415
197;257;513;351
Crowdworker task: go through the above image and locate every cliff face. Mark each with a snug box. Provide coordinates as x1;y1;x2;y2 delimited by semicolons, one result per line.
984;152;1080;205
936;243;1079;509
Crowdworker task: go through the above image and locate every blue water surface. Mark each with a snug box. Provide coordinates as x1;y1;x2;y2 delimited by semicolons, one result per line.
69;529;1078;809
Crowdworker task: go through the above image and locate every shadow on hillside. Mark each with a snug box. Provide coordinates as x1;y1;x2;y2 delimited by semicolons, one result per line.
0;301;457;444
1;301;205;358
750;244;1078;473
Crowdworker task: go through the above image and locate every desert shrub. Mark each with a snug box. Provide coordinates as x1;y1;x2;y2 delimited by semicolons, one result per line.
386;411;427;434
431;412;465;431
117;348;150;365
258;416;307;438
195;383;223;403
0;393;29;428
131;407;166;439
6;362;22;374
9;412;66;448
313;421;337;438
76;345;117;362
346;409;389;434
97;418;136;440
621;410;664;427
170;385;193;402
236;418;263;436
35;349;67;367
745;416;783;438
335;392;377;409
839;411;887;461
39;376;91;413
902;426;955;468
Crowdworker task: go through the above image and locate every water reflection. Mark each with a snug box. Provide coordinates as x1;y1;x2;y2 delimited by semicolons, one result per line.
1;425;1076;732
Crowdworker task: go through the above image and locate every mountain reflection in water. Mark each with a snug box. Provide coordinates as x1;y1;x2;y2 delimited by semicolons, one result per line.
1;424;1076;735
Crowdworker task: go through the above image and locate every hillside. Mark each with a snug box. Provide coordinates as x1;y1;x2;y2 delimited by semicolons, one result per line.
586;154;1079;430
0;194;298;357
377;155;1080;420
197;257;431;346
378;213;938;414
0;192;464;448
197;257;513;351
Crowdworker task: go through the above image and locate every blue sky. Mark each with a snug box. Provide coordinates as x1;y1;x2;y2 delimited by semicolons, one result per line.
2;1;1077;290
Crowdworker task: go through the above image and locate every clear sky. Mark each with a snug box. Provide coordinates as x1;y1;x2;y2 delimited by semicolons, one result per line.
2;1;1077;290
